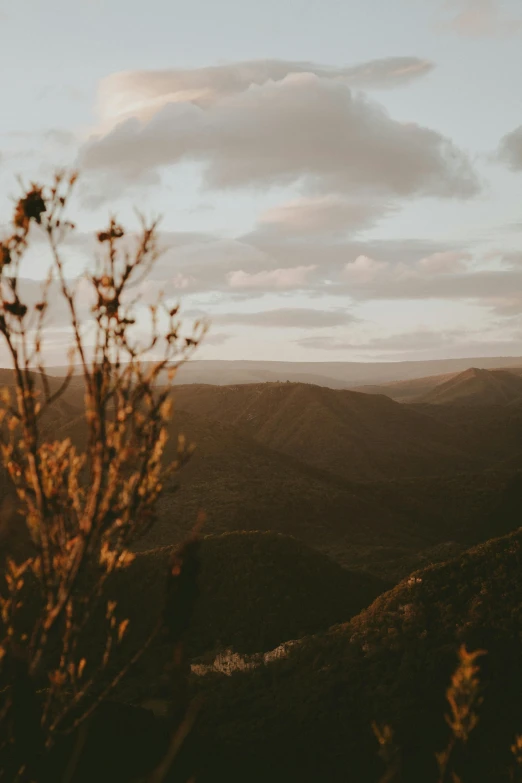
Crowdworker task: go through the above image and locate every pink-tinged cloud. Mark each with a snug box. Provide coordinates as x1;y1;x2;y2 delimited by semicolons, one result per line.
257;195;395;236
227;265;317;289
343;255;390;284
79;61;479;204
417;250;471;273
95;57;435;131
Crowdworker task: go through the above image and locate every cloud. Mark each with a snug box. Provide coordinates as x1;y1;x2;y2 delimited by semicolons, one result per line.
0;276;98;364
483;249;522;268
43;129;77;147
256;195;395;236
295;327;522;359
241;232;469;286
29;222;518;316
328;57;435;90
440;0;522;37
0;128;78;170
9;224;522;361
499;221;522;234
296;329;460;352
208;307;355;329
339;262;522;302
480;294;522;316
25;227;285;299
95;57;435;130
342;249;470;287
343;255;390;284
79;62;479;202
227;265;317;290
501;252;522;267
34;85;86;103
145;235;276;296
0;270;209;364
42;226;483;302
416;250;471;273
341;248;473;292
202;332;231;346
497;125;522;170
32;222;515;316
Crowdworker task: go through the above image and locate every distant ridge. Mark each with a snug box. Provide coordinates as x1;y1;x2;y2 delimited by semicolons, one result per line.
37;356;522;389
420;367;522;406
351;371;460;401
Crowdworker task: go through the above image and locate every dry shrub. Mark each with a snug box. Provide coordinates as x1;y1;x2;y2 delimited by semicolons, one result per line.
0;172;206;781
373;645;487;783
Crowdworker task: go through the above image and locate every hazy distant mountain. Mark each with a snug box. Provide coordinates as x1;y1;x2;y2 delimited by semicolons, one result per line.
41;355;522;388
351;366;522;404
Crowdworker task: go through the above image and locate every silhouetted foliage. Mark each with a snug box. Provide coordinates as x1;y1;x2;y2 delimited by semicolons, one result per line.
0;172;205;781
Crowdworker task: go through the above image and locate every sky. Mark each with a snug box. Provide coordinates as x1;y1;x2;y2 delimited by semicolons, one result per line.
1;0;522;363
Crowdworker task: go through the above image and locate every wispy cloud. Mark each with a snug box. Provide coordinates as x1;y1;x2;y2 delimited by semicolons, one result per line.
227;265;317;291
206;307;356;329
256;195;397;237
440;0;522;38
296;327;522;359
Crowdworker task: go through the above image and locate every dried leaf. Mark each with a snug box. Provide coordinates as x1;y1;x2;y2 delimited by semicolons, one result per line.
117;618;130;643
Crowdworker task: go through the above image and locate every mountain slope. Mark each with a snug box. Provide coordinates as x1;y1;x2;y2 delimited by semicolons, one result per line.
49;404;410;564
351;371;460;402
109;531;389;666
352;366;522;403
172;382;483;482
33;395;522;580
147;408;421;560
192;526;522;783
